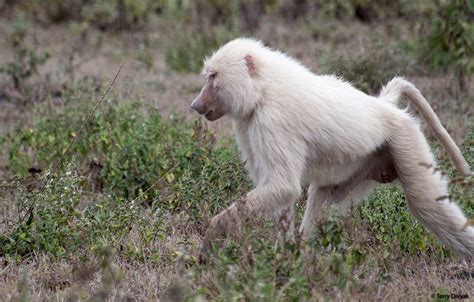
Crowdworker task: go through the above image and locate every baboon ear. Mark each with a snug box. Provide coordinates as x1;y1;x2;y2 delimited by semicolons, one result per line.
244;54;257;77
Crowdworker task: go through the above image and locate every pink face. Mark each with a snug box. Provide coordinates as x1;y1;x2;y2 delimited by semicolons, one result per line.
191;54;256;121
191;73;227;121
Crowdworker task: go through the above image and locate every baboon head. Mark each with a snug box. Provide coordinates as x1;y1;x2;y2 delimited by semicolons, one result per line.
191;38;264;121
190;71;228;121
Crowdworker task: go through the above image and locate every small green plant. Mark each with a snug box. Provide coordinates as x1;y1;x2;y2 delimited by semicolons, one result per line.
310;211;365;289
0;170;85;257
137;35;155;69
16;273;32;302
359;186;447;256
87;245;123;300
0;17;49;94
424;0;474;91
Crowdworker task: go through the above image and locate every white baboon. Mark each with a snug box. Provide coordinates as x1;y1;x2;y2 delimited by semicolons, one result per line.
191;38;473;256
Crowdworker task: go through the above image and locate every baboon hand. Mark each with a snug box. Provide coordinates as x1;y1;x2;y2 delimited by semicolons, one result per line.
199;203;244;262
208;204;242;238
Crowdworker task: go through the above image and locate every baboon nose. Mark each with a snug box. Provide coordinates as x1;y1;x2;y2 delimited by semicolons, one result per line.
190;102;199;113
191;99;206;115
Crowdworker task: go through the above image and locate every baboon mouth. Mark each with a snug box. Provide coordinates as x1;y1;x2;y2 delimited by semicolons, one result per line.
205;110;223;121
205;111;214;119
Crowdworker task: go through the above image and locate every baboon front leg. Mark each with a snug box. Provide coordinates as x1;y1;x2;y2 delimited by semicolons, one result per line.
300;185;334;239
199;200;247;262
200;185;300;259
300;180;364;238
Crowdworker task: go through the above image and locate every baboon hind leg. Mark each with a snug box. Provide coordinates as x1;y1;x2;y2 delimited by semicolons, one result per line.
300;145;398;239
388;118;474;256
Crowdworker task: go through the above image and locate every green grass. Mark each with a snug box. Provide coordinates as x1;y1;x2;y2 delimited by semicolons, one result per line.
1;89;472;300
1;95;248;258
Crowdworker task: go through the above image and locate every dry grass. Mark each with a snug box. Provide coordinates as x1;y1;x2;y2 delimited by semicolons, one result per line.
1;219;472;301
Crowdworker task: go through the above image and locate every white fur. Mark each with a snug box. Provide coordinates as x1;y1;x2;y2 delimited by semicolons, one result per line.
202;38;474;256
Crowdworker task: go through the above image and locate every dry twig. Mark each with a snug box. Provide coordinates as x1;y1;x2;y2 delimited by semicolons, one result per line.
51;62;125;173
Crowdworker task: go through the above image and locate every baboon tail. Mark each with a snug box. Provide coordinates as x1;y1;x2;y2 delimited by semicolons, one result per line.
389;118;474;257
379;77;471;176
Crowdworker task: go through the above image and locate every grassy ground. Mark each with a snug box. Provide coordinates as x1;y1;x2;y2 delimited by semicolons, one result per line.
0;3;473;301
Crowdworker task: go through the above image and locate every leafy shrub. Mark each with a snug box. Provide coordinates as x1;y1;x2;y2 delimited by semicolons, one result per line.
81;0;156;30
5;95;247;213
0;166;176;259
323;42;415;94
301;0;432;22
0;17;49;94
137;34;155;69
1;170;86;257
359;186;447;255
5;0;267;31
357;126;473;256
188;212;364;300
423;0;474;91
5;0;158;30
1;96;250;257
1;0;437;34
449;124;474;218
165;33;213;73
166;27;240;73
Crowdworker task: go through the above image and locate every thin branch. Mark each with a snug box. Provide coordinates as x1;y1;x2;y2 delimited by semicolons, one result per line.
129;163;179;205
51;62;125;173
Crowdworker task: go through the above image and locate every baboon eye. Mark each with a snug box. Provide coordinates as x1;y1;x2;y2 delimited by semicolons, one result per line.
209;72;217;79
